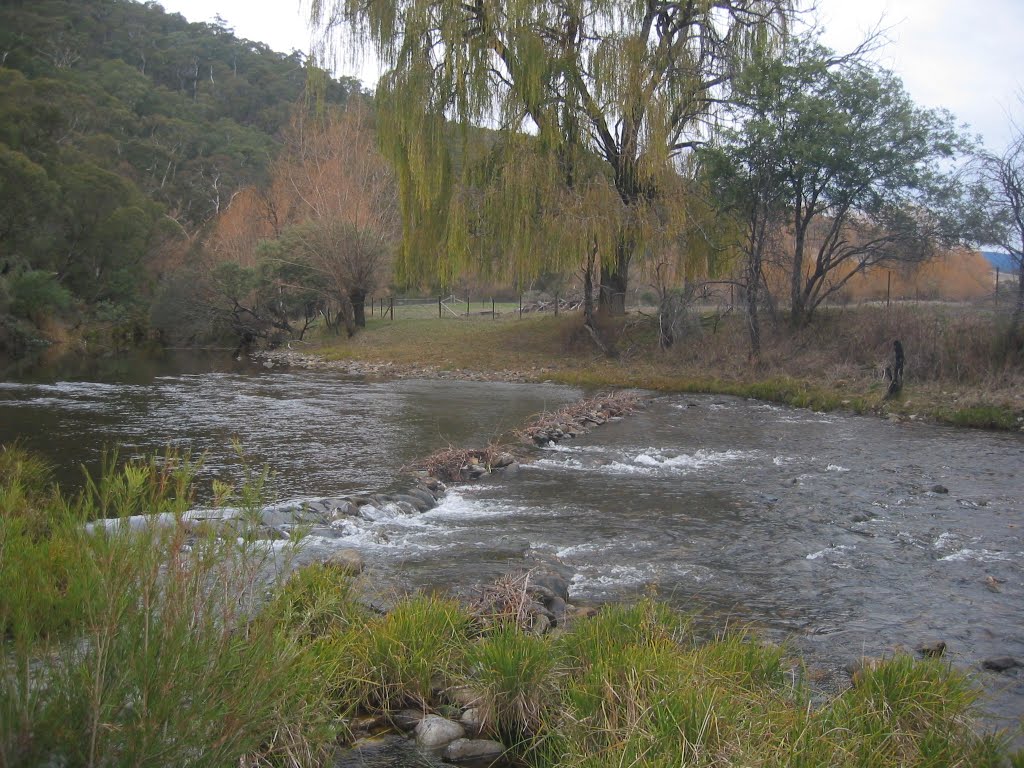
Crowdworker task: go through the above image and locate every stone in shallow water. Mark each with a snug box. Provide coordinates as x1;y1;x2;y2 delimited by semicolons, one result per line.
415;715;465;747
442;738;505;764
324;548;364;575
981;656;1021;673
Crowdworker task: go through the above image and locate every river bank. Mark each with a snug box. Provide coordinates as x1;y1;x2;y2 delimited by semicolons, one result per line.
254;303;1024;431
1;440;1017;767
3;355;1023;764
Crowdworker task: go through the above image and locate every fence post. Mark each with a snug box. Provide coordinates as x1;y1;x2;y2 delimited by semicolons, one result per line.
491;297;495;319
466;297;470;316
555;292;559;316
886;271;891;308
389;297;393;320
438;296;442;319
519;294;523;318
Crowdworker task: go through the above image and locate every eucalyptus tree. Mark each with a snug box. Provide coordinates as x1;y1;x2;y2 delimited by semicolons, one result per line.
718;37;972;327
311;0;793;312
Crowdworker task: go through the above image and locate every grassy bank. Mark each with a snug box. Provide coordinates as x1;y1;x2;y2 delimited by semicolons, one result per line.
310;303;1024;430
1;446;1018;766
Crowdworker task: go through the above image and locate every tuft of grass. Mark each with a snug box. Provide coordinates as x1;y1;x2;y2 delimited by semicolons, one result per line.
464;626;560;747
936;405;1022;430
354;593;472;711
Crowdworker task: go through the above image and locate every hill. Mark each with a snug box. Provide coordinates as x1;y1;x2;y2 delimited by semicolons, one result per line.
0;0;357;354
982;250;1019;274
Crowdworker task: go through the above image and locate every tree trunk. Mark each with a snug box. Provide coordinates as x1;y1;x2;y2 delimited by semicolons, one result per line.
599;235;630;315
1012;269;1024;337
351;290;367;328
790;205;806;328
746;251;762;360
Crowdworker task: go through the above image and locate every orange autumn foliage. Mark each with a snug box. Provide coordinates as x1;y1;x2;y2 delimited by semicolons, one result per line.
759;247;994;304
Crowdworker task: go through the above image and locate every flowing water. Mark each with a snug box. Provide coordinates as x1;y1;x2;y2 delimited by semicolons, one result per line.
2;353;1022;740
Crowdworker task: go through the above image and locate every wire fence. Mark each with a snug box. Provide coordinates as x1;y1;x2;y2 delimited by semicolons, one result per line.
363;293;631;321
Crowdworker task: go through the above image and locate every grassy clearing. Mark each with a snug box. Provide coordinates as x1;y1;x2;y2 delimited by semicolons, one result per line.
1;447;1017;766
308;304;1024;430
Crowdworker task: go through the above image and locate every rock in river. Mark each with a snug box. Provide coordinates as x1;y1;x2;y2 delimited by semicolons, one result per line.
415;714;465;747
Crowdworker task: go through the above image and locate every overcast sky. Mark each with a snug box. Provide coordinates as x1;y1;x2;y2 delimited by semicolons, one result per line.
156;0;1023;151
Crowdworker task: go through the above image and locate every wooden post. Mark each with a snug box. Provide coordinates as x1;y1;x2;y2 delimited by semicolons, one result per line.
519;294;523;318
491;297;495;318
886;271;891;308
438;296;442;319
388;297;393;320
555;292;559;316
466;297;470;316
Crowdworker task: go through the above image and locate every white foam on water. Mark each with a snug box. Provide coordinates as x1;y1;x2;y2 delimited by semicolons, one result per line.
939;548;1013;563
826;464;850;473
556;541;608;558
933;531;960;550
533;448;749;477
773;456;799;466
422;490;536;522
571;564;653;591
806;544;854;560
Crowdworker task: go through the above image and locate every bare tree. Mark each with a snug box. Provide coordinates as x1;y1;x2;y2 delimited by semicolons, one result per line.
978;128;1024;335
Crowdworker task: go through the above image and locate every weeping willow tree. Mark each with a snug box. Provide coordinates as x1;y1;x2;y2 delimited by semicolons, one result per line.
311;0;793;313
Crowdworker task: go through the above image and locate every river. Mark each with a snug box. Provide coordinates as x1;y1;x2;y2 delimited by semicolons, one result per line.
1;352;1022;741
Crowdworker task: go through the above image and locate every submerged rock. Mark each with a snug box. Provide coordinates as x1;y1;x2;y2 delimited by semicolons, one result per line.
981;656;1021;672
324;548;364;575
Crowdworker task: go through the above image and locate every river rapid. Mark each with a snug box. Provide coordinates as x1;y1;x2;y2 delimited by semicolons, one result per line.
1;353;1022;739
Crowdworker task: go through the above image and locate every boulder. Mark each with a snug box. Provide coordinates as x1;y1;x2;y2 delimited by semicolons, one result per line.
459;707;485;735
442;738;505;764
330;500;360;519
446;686;484;708
324;548;364;575
492;452;516;468
392;493;430;512
406;487;439;508
915;640;947;658
930;484;949;494
415;715;465;747
391;709;426;732
529;571;570;603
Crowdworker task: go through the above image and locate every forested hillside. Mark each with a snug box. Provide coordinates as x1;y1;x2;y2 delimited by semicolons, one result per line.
0;0;358;354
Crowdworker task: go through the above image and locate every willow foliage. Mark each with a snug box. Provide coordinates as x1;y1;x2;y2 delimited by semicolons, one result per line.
312;0;793;293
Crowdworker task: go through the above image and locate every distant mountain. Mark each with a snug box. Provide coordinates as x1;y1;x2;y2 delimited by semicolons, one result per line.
981;251;1019;274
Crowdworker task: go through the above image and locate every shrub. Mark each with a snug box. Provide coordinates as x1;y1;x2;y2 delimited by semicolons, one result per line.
0;449;339;767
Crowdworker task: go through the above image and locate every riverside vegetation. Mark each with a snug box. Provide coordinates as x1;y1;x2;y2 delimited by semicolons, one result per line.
2;442;1021;767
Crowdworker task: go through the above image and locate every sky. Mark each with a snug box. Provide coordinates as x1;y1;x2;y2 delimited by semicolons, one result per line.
156;0;1023;152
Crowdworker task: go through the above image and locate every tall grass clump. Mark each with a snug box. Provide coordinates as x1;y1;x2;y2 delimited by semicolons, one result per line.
463;625;560;748
809;655;1007;767
0;447;341;767
354;593;472;711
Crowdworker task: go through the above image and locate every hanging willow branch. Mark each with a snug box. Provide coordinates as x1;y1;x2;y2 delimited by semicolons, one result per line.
310;0;795;298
